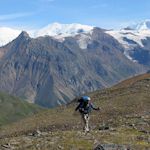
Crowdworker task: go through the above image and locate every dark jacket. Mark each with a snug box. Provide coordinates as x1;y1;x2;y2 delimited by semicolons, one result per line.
75;101;99;114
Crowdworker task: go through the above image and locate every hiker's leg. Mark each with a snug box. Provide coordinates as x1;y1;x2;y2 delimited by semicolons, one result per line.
84;114;90;132
80;113;86;130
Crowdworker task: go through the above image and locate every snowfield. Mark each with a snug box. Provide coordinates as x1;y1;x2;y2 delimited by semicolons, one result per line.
1;20;150;62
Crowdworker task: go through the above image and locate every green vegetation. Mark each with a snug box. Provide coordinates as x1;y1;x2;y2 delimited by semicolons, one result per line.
0;74;150;149
0;92;43;126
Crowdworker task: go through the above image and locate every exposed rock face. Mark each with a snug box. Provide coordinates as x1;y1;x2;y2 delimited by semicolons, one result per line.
107;29;150;67
0;28;145;107
131;37;150;66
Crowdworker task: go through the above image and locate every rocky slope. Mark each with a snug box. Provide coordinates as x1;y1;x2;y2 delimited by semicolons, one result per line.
0;28;144;108
0;73;149;149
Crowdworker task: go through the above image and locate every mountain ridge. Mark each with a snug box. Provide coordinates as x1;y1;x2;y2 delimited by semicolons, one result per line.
1;21;150;66
0;23;94;47
128;20;150;30
0;28;144;108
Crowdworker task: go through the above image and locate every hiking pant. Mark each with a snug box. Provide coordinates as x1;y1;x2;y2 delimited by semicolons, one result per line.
81;113;90;132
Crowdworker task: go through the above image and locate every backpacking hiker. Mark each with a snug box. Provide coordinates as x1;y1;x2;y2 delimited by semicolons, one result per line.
75;96;100;132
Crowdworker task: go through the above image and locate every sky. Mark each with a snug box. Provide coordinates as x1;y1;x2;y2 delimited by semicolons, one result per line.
0;0;150;30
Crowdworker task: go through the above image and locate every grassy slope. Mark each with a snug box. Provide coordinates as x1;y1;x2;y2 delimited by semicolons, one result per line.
0;92;43;126
0;74;150;149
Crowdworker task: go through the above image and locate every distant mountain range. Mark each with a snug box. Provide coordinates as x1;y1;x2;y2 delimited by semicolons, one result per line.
1;20;150;43
128;20;150;30
0;23;93;47
107;20;150;66
0;21;149;107
0;21;150;65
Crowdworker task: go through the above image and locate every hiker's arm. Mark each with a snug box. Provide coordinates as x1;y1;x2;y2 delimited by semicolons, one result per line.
75;103;81;111
91;103;100;111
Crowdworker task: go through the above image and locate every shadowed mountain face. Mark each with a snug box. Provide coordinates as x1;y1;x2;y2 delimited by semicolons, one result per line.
132;37;150;66
107;29;150;66
123;37;150;66
0;28;145;108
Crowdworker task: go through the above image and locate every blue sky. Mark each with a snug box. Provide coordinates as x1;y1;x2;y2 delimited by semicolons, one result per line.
0;0;150;29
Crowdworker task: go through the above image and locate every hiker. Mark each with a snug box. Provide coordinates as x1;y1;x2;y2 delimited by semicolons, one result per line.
75;96;100;132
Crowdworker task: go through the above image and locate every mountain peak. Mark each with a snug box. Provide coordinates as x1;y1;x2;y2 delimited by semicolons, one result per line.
35;22;93;37
128;20;150;30
19;31;30;38
16;31;31;41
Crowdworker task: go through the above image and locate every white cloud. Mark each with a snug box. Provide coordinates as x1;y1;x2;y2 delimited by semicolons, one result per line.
0;12;34;21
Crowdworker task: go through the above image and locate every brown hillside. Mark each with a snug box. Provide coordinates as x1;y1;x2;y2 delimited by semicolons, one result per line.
0;73;149;149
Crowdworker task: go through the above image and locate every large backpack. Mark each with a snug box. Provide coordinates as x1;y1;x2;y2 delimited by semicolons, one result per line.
78;96;90;102
78;96;91;114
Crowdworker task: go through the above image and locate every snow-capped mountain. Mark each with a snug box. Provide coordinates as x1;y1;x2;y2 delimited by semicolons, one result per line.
0;23;93;46
35;22;93;37
1;21;150;47
106;20;150;64
0;27;21;46
0;21;150;65
128;20;150;30
0;27;143;107
0;22;149;107
106;20;150;48
107;29;150;61
106;29;150;48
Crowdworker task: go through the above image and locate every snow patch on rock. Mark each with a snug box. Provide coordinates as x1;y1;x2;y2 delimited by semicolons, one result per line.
76;33;92;49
